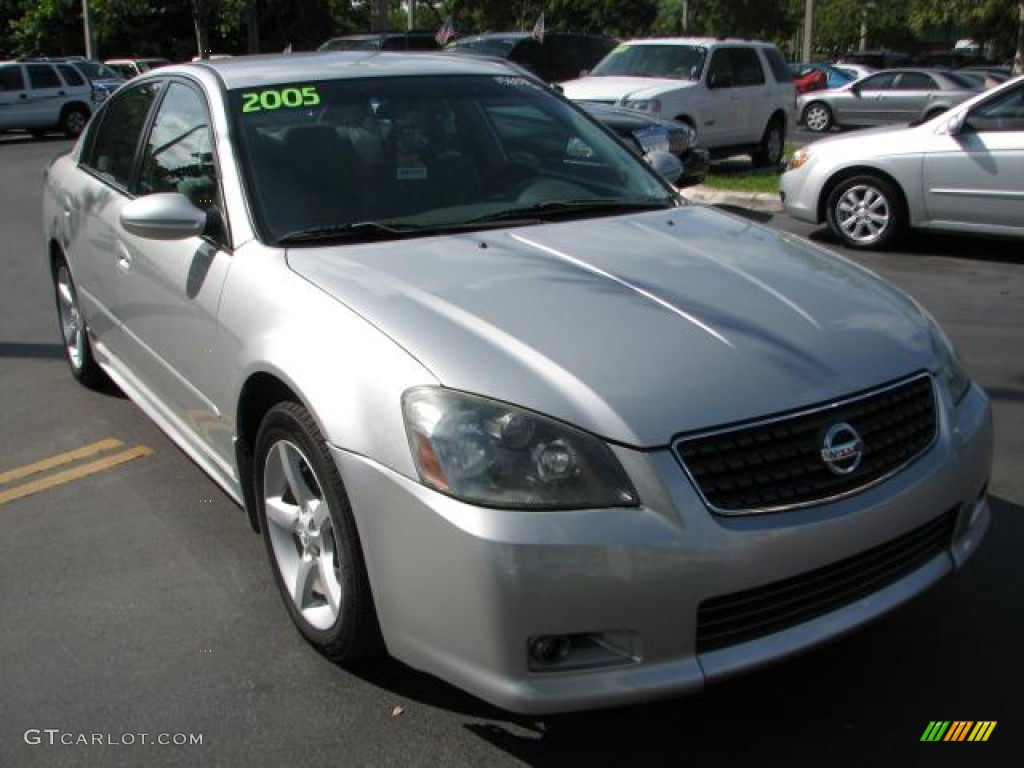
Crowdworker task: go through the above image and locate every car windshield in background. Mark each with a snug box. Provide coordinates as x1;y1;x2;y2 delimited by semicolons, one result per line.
75;61;121;80
229;74;675;245
590;44;707;80
445;38;519;57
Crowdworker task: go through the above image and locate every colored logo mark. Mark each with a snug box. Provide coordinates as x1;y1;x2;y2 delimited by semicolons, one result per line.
921;721;996;742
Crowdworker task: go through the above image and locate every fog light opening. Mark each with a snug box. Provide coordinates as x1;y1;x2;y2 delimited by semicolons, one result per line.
530;635;572;666
527;631;640;672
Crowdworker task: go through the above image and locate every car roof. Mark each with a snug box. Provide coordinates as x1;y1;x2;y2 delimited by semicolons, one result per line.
616;37;775;47
177;51;521;89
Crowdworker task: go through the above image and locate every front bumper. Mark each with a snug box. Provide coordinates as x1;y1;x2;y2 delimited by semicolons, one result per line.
332;383;991;714
677;147;710;188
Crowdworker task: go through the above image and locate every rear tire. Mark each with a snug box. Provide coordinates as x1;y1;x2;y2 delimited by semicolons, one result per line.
53;258;105;388
751;118;784;167
59;106;89;138
254;401;383;662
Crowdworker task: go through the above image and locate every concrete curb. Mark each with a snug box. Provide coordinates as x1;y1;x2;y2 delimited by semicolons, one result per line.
681;184;783;213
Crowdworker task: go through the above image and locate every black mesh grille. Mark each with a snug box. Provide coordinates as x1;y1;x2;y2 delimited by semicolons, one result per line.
696;508;957;653
674;374;936;513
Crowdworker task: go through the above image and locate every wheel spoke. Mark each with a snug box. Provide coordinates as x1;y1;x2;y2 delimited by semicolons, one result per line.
57;280;74;308
291;556;317;607
276;442;317;508
264;494;299;530
317;554;341;615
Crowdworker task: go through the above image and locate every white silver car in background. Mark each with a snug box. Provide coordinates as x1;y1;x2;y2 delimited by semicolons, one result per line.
782;75;1024;249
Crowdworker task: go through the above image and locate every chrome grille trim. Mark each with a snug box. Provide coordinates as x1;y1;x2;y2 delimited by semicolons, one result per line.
673;373;937;515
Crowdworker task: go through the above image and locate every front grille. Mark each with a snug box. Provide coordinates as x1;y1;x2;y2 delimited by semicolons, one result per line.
674;374;936;514
696;508;957;653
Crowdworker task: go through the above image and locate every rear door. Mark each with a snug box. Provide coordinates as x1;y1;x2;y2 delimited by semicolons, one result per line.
24;63;67;126
890;71;939;122
0;64;29;130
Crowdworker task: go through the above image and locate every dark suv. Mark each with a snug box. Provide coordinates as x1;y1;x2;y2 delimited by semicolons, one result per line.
445;32;616;83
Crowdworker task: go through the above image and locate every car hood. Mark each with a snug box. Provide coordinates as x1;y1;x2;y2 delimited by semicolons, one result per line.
802;120;929;155
287;206;934;447
561;76;695;103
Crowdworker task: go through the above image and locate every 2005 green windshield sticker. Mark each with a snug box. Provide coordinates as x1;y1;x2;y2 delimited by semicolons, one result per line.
241;86;321;113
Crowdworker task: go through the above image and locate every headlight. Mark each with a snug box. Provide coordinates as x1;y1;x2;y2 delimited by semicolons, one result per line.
403;388;639;510
928;323;971;404
632;126;671;155
786;148;810;172
621;98;662;115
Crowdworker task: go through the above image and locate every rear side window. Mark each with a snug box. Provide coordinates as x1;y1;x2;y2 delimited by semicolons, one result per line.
0;65;25;91
730;48;765;87
895;72;936;90
761;46;793;83
26;64;61;89
56;64;86;87
83;81;163;190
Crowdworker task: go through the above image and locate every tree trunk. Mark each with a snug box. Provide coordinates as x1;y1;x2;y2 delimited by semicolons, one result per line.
192;0;211;59
1015;0;1024;76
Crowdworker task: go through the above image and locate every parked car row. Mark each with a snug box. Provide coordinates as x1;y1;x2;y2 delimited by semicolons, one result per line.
799;68;983;132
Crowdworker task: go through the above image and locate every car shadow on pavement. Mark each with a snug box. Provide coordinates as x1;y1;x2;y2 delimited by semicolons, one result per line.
803;227;1024;266
353;494;1023;766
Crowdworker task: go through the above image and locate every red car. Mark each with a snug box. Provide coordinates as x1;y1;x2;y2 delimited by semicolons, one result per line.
793;66;827;94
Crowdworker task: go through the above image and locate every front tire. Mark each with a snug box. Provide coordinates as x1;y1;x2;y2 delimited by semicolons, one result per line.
53;258;105;388
803;102;834;132
751;118;784;167
254;402;382;662
825;175;907;250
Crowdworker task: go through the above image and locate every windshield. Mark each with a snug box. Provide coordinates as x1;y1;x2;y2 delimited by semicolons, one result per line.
590;44;707;80
229;75;675;245
75;61;121;80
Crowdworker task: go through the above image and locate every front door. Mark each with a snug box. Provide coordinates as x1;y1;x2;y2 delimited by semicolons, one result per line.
923;81;1024;232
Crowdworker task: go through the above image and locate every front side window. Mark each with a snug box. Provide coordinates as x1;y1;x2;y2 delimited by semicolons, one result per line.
858;72;898;91
591;44;706;81
83;81;163;190
966;84;1024;132
230;75;675;245
139;82;218;211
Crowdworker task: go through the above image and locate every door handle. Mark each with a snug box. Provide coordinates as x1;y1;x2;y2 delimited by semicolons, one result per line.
116;242;132;270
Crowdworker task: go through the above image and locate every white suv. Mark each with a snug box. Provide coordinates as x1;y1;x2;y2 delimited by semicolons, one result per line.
561;38;795;166
0;60;96;138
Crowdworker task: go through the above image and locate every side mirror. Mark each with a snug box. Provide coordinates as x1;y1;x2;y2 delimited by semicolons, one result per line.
120;193;208;240
850;83;861;97
645;150;683;184
945;111;967;135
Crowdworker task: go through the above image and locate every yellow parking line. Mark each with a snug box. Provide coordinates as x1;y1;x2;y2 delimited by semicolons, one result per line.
0;438;124;485
0;446;154;506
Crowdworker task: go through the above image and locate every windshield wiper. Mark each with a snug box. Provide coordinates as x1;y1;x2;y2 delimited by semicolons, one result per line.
277;221;424;245
463;198;672;226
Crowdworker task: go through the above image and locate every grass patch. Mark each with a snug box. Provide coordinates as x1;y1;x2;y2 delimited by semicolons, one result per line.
701;143;797;194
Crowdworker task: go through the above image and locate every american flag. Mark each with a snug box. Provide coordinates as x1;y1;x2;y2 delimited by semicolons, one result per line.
531;12;545;43
435;16;455;46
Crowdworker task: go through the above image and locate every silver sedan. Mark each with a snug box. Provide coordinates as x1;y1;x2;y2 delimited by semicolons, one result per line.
800;68;981;132
43;52;992;714
782;76;1024;249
